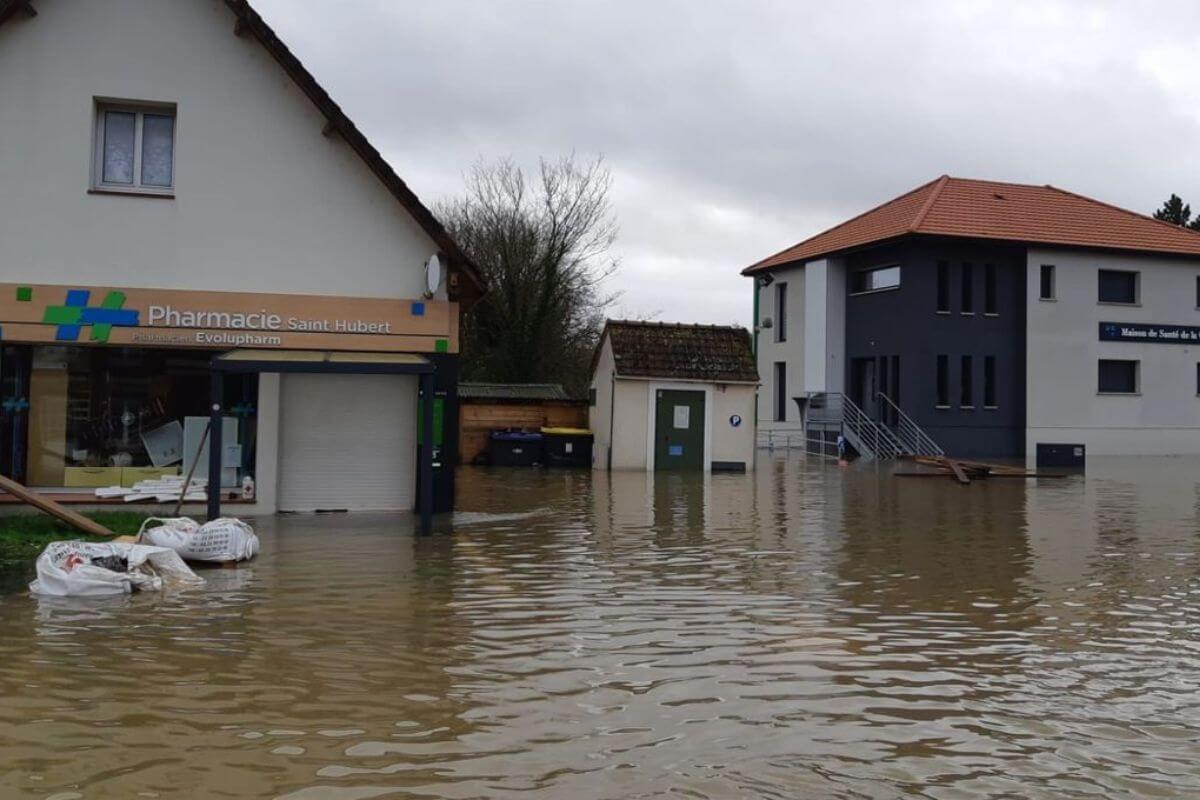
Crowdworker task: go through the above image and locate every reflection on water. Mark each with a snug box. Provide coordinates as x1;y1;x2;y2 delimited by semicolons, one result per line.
3;455;1200;798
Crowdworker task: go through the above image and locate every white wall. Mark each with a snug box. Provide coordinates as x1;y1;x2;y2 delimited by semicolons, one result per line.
801;257;846;394
588;337;616;469
1026;248;1200;455
755;263;805;432
0;0;441;300
712;383;757;468
611;380;651;469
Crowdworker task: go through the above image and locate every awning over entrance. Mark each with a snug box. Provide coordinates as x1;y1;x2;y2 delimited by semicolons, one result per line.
208;349;438;533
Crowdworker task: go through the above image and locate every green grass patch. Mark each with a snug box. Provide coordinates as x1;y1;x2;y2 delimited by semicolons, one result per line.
0;512;152;571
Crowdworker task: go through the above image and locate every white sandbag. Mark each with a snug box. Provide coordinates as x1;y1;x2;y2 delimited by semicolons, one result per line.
138;516;259;563
29;540;204;597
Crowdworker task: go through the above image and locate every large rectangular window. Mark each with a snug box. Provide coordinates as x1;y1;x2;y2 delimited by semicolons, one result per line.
1098;359;1138;394
936;355;949;408
984;355;997;408
960;355;974;408
775;282;788;343
936;261;950;312
851;265;900;294
1098;269;1138;304
22;346;256;488
93;102;177;194
961;263;974;313
1040;264;1056;300
984;263;998;314
774;361;787;422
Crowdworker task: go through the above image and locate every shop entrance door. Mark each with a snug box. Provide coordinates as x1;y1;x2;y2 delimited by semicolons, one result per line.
654;389;705;471
278;373;416;511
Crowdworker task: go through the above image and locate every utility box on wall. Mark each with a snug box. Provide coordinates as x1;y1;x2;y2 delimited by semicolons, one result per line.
1036;443;1085;470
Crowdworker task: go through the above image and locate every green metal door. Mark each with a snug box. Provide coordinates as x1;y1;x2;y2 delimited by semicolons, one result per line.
654;389;705;471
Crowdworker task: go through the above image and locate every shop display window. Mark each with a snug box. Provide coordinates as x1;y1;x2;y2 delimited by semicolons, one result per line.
9;346;256;488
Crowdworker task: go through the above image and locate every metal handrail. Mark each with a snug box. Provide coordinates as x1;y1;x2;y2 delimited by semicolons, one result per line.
875;392;944;456
833;392;904;459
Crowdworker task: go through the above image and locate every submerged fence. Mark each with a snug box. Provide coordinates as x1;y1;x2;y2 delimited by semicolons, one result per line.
756;430;840;460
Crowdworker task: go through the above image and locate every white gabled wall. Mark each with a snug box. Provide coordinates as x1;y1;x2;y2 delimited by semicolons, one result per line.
588;337;616;469
0;0;441;299
1026;247;1200;455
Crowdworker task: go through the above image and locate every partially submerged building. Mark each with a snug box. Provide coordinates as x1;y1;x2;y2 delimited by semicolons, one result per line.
0;0;485;529
589;321;758;471
746;175;1200;457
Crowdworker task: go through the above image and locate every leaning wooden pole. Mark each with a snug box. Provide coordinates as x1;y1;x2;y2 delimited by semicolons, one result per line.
174;421;210;518
0;474;112;538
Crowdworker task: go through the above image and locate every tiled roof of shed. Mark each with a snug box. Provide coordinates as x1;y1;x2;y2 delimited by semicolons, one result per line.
745;175;1200;273
604;321;758;383
458;383;571;401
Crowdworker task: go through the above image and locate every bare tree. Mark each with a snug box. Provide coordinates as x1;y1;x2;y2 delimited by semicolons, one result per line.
439;155;618;395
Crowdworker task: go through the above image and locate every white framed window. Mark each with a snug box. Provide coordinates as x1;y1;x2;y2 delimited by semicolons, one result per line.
850;264;901;295
92;101;176;195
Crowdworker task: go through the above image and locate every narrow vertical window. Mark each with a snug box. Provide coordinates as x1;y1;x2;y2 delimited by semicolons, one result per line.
961;263;974;313
1195;276;1200;309
960;355;973;407
1040;264;1056;300
775;282;787;343
936;261;950;312
936;355;949;407
774;361;786;422
890;356;900;406
984;356;997;408
984;263;997;314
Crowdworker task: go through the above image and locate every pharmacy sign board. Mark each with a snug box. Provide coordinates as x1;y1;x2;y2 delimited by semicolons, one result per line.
0;283;458;353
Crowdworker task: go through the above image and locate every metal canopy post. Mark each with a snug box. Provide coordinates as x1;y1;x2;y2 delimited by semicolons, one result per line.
418;371;435;536
207;370;224;521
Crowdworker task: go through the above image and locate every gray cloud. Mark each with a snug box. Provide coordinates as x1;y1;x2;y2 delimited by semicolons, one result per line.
254;0;1200;325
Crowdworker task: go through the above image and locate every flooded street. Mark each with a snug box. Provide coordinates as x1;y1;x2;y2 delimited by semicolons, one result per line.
4;455;1200;798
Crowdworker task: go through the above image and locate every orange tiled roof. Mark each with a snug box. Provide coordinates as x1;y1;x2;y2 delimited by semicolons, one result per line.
744;176;1200;273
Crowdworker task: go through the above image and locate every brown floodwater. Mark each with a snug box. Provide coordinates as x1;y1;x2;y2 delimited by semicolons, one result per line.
3;454;1200;798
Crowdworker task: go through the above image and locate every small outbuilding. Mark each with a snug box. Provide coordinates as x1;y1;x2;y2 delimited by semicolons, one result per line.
589;321;758;471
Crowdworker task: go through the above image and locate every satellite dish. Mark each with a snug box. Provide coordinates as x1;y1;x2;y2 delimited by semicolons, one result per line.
424;254;443;298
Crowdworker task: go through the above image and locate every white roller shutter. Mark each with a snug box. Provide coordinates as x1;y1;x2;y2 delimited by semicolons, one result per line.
278;373;417;511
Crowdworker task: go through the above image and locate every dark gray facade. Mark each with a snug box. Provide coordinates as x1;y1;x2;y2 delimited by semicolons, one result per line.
843;238;1027;457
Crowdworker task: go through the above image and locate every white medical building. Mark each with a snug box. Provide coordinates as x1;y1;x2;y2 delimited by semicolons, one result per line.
0;0;485;528
745;176;1200;457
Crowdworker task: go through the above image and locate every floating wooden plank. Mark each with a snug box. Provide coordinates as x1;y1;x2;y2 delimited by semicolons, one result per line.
898;454;1063;482
0;473;113;538
945;458;972;485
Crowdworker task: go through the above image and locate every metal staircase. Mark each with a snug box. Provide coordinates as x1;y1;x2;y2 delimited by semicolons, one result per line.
804;391;942;461
875;392;944;457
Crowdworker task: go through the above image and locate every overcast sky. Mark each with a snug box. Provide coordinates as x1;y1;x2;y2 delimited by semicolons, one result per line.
254;0;1200;326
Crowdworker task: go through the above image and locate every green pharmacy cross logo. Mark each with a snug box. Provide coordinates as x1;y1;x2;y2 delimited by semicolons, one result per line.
42;290;140;343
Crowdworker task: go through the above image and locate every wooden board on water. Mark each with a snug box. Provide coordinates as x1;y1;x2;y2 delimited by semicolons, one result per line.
0;474;113;537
